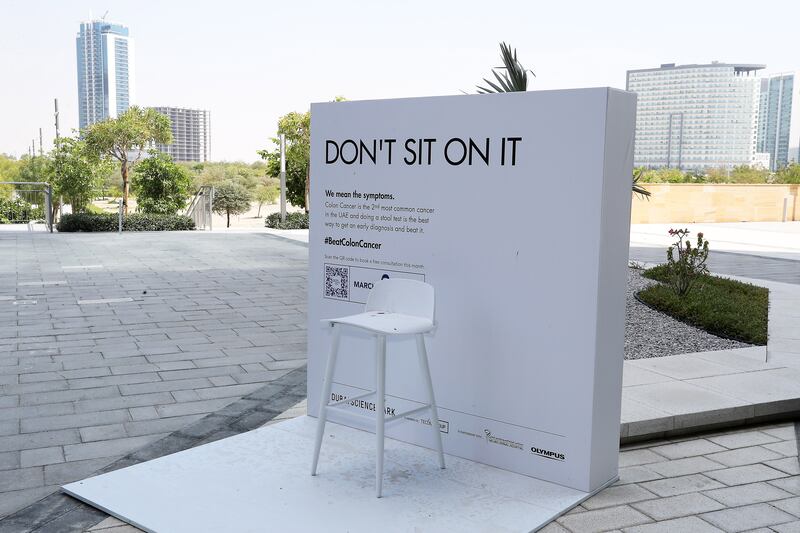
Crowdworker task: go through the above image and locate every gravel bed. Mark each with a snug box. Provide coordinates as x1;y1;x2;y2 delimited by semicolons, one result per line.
624;267;751;359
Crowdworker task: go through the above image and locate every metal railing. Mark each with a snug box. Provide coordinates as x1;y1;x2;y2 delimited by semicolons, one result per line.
186;186;214;231
0;181;53;232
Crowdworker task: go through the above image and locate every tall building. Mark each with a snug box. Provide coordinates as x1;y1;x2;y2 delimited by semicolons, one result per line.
627;62;763;170
150;107;211;162
757;73;797;170
76;20;135;131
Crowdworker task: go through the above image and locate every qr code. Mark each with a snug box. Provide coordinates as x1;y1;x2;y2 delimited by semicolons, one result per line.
325;265;349;300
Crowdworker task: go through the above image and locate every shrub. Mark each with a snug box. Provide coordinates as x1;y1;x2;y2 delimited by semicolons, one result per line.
265;211;308;229
57;213;195;232
132;151;192;215
640;267;768;345
664;228;709;296
0;197;44;223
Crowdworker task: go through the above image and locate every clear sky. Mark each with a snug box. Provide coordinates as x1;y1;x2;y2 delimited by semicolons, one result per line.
2;0;798;162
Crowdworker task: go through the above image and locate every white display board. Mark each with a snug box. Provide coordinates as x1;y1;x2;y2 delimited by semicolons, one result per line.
308;89;636;492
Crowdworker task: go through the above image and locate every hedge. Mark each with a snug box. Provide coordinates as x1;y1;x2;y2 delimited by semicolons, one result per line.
57;213;196;232
0;198;44;224
265;211;308;229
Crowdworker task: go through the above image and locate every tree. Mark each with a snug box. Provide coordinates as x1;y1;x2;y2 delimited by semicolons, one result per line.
257;98;344;212
212;181;252;227
776;163;800;184
84;106;172;214
254;180;279;217
131;151;192;215
51;137;112;214
258;111;310;211
476;42;535;94
0;154;20;199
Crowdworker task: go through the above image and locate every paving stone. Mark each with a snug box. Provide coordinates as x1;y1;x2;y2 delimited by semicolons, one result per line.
705;445;785;467
0;484;59;520
0;429;81;453
772;521;800;533
623;516;724;532
128;406;159;421
762;425;796;440
124;414;205;437
766;458;800;476
705;464;789;486
764;440;800;457
0;451;19;470
646;456;726;477
64;434;166;462
773;497;800;518
771;477;800;495
704;481;795;507
21;409;131;434
641;474;725;497
581;484;658;510
557;505;652;532
0;466;43;492
631;492;725;521
650;439;727;460
701;503;797;532
707;430;780;449
79;424;128;442
19;446;64;468
43;457;115;485
155;398;238;418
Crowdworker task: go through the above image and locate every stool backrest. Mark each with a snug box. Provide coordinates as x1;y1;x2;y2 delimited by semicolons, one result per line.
365;278;435;321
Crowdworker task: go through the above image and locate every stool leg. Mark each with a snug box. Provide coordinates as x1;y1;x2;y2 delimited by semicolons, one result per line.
416;334;445;469
375;334;386;498
311;325;341;476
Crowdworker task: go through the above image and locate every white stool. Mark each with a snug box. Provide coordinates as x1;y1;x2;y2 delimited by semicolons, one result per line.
310;278;445;497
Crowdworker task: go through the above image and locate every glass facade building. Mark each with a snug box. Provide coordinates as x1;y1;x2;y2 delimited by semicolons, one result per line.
76;20;135;131
757;74;795;170
151;107;211;162
626;62;763;170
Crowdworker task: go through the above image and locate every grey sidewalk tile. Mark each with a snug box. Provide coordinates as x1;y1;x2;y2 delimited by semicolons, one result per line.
19;446;64;468
772;521;800;533
0;451;19;470
128;406;159;421
650;439;728;460
764;440;800;457
123;414;205;437
705;464;789;486
631;492;724;521
772;497;800;518
557;505;652;532
582;484;658;510
74;392;175;414
63;434;165;462
770;476;800;495
43;457;114;485
118;377;213;396
762;425;796;440
21;409;130;434
705;445;785;467
641;474;725;497
0;429;81;453
707;429;781;449
67;373;161;390
155;398;238;418
0;484;59;520
700;503;797;532
623;516;724;532
766;458;800;476
704;481;795;506
0;466;43;492
19;385;118;407
79;423;128;442
646;456;726;477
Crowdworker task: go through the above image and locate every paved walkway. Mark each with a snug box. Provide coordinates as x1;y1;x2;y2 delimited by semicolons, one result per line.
0;231;307;518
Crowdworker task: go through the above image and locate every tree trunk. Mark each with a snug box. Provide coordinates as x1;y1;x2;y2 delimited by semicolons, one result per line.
226;211;231;228
257;202;263;218
121;160;130;215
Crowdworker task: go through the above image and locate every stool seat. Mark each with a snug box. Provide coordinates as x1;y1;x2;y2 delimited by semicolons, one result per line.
325;312;434;335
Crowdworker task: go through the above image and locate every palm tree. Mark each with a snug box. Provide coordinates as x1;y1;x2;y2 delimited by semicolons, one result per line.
476;42;534;94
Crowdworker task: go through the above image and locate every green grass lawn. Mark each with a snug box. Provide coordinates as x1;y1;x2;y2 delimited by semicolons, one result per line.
638;265;769;345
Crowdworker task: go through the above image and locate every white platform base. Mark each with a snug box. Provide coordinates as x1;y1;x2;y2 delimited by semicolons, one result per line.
64;416;603;533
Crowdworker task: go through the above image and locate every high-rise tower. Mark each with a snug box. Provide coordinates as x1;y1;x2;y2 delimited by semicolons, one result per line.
76;19;135;131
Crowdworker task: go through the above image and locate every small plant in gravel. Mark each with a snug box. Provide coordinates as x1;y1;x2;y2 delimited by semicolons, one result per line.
665;228;709;296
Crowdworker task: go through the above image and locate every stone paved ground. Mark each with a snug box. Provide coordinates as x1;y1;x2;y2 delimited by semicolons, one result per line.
0;231;307;518
543;422;800;533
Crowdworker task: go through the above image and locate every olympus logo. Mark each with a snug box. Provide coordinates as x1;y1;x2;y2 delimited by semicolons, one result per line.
530;446;566;462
